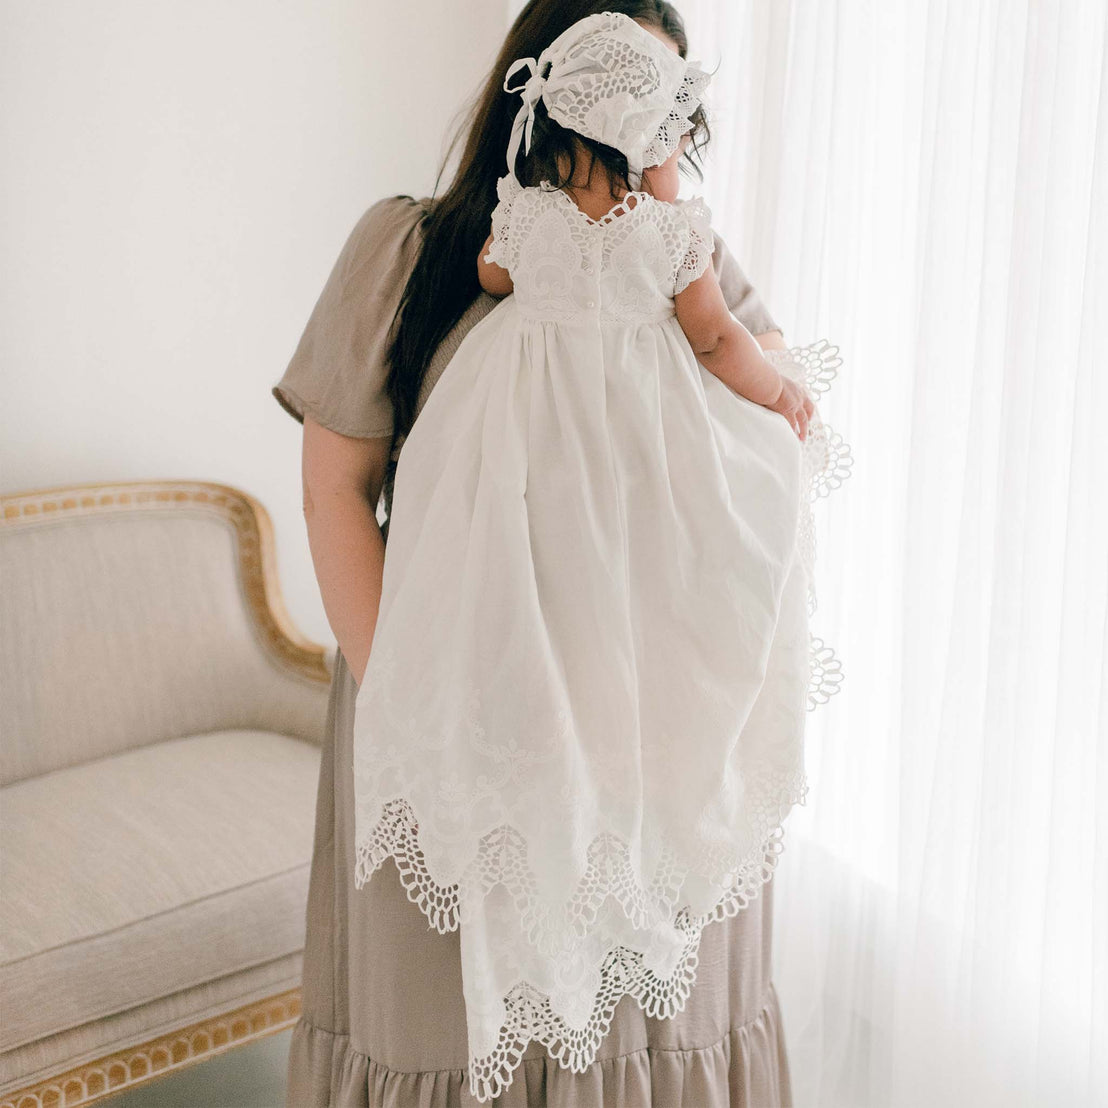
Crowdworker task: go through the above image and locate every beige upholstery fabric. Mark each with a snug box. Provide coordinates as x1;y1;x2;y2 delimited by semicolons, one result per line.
0;730;319;1053
0;484;330;1098
0;508;328;786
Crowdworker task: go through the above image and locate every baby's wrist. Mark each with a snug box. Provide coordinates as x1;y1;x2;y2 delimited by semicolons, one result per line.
765;370;785;406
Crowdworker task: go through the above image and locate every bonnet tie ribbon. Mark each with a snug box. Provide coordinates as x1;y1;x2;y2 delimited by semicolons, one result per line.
503;54;548;176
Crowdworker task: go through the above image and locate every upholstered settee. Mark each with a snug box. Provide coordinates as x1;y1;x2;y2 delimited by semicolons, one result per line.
0;480;332;1107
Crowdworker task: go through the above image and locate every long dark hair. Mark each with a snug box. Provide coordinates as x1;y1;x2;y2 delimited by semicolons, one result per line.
383;0;709;451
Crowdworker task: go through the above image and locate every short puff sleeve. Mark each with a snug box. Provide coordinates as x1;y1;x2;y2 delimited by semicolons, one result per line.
272;194;428;438
672;196;716;295
482;173;526;273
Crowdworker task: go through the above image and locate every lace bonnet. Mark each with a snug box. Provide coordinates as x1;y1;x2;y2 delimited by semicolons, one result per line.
502;10;711;189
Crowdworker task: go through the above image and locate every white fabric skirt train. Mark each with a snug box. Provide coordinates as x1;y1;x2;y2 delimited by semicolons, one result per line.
352;295;812;1101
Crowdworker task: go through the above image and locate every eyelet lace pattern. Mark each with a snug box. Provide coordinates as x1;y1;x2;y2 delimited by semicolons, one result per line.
642;62;712;170
536;12;708;181
672;195;714;294
355;773;808;1102
483;174;717;321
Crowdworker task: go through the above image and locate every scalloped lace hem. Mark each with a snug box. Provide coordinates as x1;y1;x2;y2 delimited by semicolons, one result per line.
353;781;807;1103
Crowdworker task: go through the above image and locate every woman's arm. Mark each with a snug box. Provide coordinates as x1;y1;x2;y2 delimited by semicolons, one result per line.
478;231;514;297
301;414;391;687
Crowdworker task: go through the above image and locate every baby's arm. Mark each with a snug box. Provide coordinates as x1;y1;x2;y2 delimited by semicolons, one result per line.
478;231;514;297
674;264;783;406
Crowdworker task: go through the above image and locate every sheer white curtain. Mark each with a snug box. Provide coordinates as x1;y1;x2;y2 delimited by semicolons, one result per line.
671;1;1107;1104
500;0;1106;1101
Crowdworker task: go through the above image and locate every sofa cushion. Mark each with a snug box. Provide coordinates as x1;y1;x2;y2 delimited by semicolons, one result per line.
0;730;320;1052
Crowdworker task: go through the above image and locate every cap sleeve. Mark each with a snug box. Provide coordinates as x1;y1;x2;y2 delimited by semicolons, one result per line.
672;196;715;295
482;173;526;273
272;195;427;438
711;229;782;336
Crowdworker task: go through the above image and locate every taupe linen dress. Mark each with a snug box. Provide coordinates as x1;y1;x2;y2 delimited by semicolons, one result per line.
272;194;795;1107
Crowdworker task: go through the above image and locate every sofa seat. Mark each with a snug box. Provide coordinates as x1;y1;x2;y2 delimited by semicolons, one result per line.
0;729;320;1055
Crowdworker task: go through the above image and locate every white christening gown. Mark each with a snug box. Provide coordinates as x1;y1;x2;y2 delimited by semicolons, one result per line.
352;172;849;1102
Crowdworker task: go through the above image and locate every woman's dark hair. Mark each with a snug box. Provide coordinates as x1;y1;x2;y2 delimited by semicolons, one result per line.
383;0;709;454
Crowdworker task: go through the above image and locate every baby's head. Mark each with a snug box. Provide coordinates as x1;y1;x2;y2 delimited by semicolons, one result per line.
499;5;711;202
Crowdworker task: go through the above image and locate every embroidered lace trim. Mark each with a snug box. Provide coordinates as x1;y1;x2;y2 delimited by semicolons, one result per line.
480;173;722;316
482;174;724;320
483;172;525;271
537;12;705;182
673;195;715;294
355;769;807;1102
764;340;853;703
642;62;712;170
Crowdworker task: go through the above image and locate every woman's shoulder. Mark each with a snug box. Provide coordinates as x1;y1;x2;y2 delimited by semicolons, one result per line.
364;191;433;225
327;193;434;292
270;193;435;438
349;193;431;256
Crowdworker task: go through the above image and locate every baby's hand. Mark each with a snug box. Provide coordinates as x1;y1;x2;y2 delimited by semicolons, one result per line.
765;376;815;441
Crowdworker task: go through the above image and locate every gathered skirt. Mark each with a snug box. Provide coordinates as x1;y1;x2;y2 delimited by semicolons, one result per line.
286;647;795;1107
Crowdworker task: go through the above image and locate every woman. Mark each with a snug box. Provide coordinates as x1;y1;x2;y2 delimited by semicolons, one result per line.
272;2;795;1103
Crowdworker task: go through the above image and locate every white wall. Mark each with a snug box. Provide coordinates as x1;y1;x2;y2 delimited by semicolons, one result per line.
0;0;507;645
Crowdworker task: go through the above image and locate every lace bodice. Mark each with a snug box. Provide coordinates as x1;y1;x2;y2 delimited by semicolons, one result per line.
483;173;715;323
